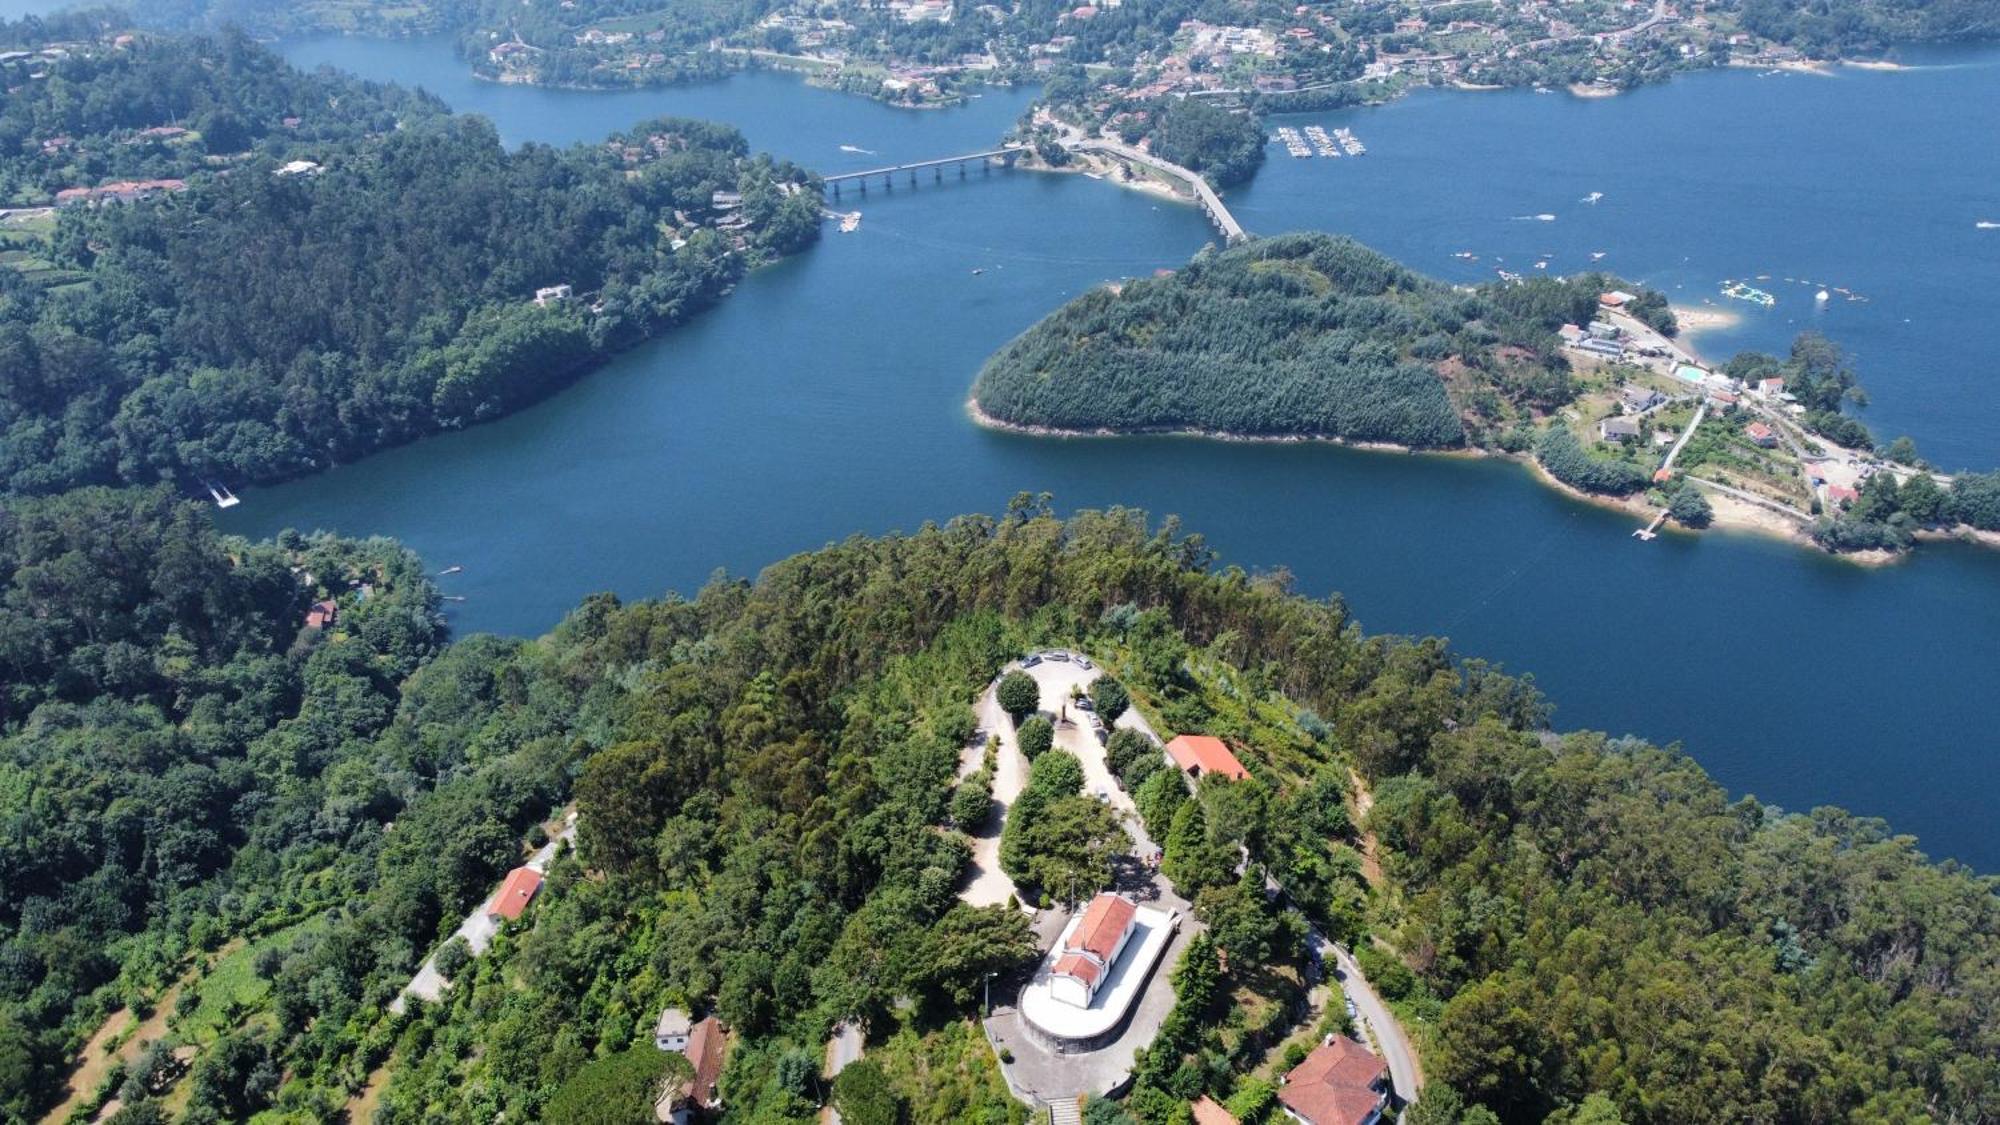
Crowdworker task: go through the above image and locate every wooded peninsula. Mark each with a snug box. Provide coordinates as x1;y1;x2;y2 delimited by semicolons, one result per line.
0;27;820;499
971;234;2000;557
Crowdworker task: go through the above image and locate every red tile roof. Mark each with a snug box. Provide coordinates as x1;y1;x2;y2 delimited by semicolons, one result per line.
487;866;542;921
1191;1096;1239;1125
1278;1037;1388;1125
1066;893;1136;961
1164;735;1249;781
1053;951;1102;986
1747;422;1773;439
685;1016;725;1106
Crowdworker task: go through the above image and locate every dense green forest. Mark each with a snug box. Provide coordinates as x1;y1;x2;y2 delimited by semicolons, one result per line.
0;487;465;1120
1726;0;2000;57
4;498;1998;1123
0;29;820;499
1141;100;1267;189
972;233;1646;449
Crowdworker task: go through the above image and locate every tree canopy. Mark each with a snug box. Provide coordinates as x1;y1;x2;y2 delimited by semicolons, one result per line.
0;30;818;499
973;234;1657;449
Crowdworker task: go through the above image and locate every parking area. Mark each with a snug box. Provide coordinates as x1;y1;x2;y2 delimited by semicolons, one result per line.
1016;651;1161;855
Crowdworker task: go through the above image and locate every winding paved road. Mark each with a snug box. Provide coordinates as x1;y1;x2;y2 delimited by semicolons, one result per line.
391;811;576;1013
1320;938;1423;1104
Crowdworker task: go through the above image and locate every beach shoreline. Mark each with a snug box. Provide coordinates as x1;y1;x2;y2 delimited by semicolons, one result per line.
1024;150;1189;205
1669;303;1742;348
969;400;1995;565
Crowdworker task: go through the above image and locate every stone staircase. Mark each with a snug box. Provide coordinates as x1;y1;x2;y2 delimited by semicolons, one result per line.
1047;1096;1084;1125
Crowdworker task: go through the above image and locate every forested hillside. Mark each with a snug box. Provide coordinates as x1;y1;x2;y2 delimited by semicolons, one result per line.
1727;0;2000;56
12;498;1992;1122
0;487;469;1120
0;28;820;499
972;233;1643;449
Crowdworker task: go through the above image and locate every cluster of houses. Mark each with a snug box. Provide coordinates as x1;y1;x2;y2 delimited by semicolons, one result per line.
52;178;187;207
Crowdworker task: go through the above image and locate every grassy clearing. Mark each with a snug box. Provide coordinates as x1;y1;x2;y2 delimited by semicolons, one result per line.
175;916;330;1047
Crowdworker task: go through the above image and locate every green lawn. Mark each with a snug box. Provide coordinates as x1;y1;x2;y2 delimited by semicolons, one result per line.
175;916;331;1047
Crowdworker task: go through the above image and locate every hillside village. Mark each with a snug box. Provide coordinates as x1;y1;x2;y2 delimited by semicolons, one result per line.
460;0;1894;108
1550;290;1969;548
396;646;1416;1125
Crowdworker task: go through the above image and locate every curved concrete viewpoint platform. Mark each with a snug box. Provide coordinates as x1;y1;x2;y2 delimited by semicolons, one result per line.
1021;903;1179;1047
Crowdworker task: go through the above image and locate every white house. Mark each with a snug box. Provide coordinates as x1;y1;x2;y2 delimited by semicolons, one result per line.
654;1007;692;1052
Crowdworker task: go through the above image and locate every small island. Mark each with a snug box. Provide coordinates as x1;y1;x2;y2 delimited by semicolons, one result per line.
971;233;2000;559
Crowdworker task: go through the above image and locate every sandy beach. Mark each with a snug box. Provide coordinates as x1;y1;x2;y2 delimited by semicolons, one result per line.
1670;303;1742;344
1027;150;1187;204
1567;82;1620;98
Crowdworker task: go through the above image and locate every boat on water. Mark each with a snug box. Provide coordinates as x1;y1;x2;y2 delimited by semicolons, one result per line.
1581;191;1604;204
1978;220;2000;230
838;144;877;155
1590;251;1607;260
1816;289;1830;302
838;211;862;233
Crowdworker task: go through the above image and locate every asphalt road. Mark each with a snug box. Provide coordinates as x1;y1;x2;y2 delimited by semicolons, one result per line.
391;811;577;1012
1321;938;1423;1104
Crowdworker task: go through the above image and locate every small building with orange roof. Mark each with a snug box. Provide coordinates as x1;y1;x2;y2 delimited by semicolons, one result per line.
1192;1095;1240;1125
1165;734;1250;781
486;866;543;922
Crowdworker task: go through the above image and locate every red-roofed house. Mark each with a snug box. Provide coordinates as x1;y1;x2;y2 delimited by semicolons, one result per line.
304;599;338;629
1050;893;1137;1007
1192;1096;1240;1125
1746;421;1777;448
685;1016;725;1109
655;1015;727;1123
1277;1037;1390;1125
1165;735;1250;781
1827;484;1860;506
486;866;543;922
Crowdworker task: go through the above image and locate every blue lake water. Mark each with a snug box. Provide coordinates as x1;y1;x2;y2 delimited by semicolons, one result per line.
237;37;2000;870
